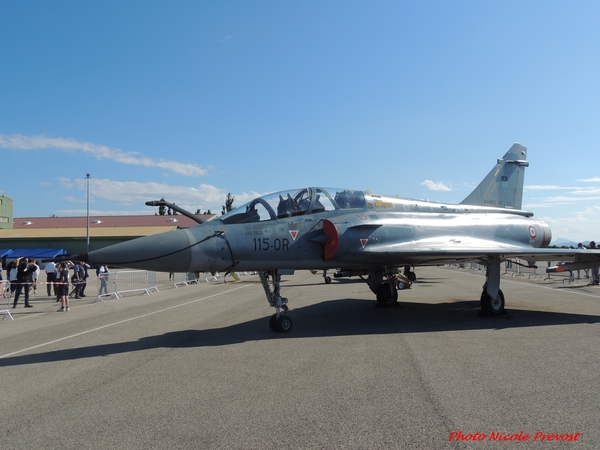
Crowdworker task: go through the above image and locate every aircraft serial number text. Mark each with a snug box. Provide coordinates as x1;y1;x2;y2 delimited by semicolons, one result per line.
253;238;290;251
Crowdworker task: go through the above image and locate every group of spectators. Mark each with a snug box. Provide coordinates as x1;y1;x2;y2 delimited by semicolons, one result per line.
2;259;109;312
578;241;600;285
4;257;39;308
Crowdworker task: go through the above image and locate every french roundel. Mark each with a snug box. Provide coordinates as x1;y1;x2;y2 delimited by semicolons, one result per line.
529;225;537;239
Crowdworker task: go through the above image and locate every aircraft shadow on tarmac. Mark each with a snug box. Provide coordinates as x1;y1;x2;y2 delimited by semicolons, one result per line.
1;298;598;367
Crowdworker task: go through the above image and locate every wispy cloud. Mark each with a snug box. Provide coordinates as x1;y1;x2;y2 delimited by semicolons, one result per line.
0;134;207;177
58;177;261;214
61;178;225;205
421;180;451;191
525;195;600;208
524;185;578;190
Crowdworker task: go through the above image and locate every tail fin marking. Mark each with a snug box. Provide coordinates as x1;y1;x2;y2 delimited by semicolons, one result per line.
460;143;528;210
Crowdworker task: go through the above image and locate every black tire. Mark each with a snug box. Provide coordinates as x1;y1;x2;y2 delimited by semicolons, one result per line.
276;315;293;333
269;314;277;331
324;276;332;284
480;288;505;315
376;282;398;307
407;271;417;282
397;281;405;290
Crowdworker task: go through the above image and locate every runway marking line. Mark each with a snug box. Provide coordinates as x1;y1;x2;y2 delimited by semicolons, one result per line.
0;285;250;359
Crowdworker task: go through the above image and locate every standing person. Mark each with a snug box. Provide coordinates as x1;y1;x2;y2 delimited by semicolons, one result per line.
12;258;34;308
78;261;90;297
96;265;109;295
71;262;81;299
577;243;590;279
0;260;3;281
589;241;599;286
30;259;40;294
45;261;57;297
57;261;73;312
8;261;17;295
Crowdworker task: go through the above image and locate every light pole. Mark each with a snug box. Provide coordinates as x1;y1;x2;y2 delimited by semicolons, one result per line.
86;174;91;253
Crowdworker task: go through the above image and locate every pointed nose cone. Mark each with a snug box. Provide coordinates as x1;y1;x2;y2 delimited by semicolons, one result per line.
86;228;205;272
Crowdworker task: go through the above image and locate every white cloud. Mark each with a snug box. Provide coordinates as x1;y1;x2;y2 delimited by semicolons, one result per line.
538;209;600;243
421;180;451;191
0;134;207;177
525;195;600;208
57;177;264;215
524;185;577;191
525;185;600;194
58;177;74;188
77;178;226;205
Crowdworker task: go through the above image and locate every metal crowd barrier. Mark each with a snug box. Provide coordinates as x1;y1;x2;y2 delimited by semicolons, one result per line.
454;259;596;284
95;270;158;303
1;280;13;320
172;271;256;286
172;272;198;288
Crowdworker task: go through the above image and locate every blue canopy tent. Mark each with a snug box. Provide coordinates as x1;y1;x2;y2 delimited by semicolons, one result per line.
6;248;67;260
0;249;14;258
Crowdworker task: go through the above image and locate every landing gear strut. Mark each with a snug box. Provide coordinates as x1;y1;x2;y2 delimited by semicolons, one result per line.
481;257;505;315
260;270;293;333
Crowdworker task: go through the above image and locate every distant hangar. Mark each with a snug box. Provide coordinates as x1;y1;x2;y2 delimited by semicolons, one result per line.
0;214;216;257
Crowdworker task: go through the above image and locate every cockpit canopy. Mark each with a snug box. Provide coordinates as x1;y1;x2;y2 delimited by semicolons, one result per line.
220;188;366;225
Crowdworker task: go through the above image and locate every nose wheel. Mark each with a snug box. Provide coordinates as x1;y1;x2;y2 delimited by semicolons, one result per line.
260;270;294;333
269;314;293;333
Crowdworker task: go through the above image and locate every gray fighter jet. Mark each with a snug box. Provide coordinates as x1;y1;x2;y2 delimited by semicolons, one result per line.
80;143;600;332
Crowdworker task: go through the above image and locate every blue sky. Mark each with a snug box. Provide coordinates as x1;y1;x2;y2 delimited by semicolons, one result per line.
1;1;599;243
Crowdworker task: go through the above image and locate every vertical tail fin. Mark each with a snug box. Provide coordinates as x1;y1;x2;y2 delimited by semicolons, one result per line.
460;143;528;210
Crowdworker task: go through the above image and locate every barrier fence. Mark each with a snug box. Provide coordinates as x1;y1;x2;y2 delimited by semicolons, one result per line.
174;271;257;286
172;272;198;288
1;270;256;317
95;270;158;303
1;280;13;320
95;270;257;299
451;259;598;285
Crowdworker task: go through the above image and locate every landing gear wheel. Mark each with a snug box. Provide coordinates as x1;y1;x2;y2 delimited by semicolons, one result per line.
376;282;398;307
480;288;505;315
324;276;332;284
269;314;277;331
276;315;293;333
407;271;416;282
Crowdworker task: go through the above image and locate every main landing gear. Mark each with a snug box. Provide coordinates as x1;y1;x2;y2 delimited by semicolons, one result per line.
365;267;400;308
376;281;398;307
480;288;505;315
260;270;293;333
480;257;505;315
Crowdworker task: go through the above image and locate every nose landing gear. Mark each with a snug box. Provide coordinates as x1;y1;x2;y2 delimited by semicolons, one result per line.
260;270;293;333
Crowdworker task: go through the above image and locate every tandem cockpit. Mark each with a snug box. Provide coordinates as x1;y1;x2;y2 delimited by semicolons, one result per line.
219;188;367;225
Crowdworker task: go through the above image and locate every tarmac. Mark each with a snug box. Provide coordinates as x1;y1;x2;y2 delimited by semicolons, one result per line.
0;266;599;449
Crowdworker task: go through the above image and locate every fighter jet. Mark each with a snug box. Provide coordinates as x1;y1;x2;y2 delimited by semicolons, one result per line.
78;143;600;332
